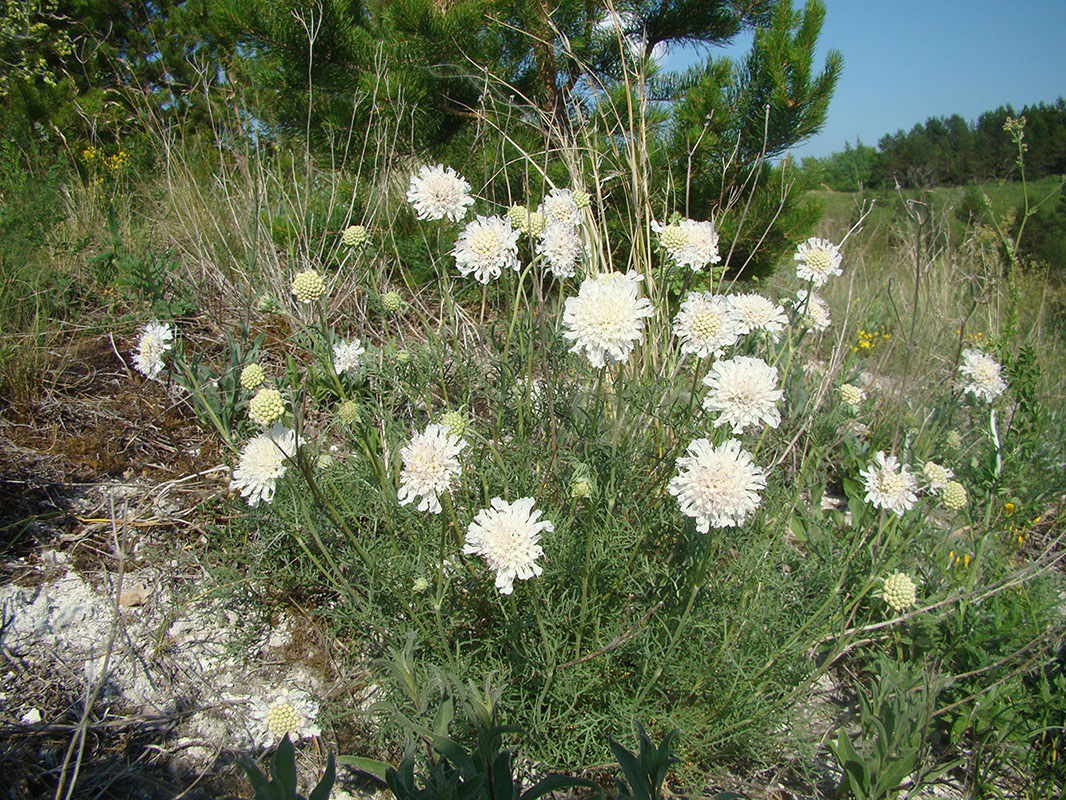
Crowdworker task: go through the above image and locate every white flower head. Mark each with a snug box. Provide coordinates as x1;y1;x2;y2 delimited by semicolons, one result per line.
453;214;520;283
959;349;1007;402
230;424;298;507
407;164;474;222
332;339;366;376
653;219;720;271
728;293;789;341
794;290;831;332
860;451;918;516
538;188;582;229
248;688;321;748
794;236;843;286
464;497;553;594
133;321;173;379
398;423;467;514
668;438;767;531
536;222;584;279
562;271;655;368
673;292;739;358
702;356;783;433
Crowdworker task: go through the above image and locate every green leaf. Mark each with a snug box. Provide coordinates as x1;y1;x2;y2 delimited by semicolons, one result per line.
337;755;390;782
521;774;604;800
428;734;478;779
308;754;336;800
241;759;282;800
490;750;515;800
609;736;651;800
271;734;298;799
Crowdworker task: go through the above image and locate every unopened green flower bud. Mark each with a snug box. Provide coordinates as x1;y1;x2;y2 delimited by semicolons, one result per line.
942;481;968;510
570;463;594;499
338;400;359;424
240;363;265;391
440;410;468;438
382;291;404;314
882;572;917;613
341;225;368;247
291;269;325;304
256;294;280;313
525;211;545;237
839;383;864;408
508;204;529;230
659;224;687;252
249;388;285;426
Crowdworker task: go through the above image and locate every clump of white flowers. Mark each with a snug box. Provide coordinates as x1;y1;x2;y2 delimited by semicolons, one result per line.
133;321;173;379
794;237;843;286
860;451;918;516
230;423;298;507
248;688;321;748
536;222;584;279
539;188;582;229
464;497;552;594
397;423;467;514
728;293;788;341
794;290;831;332
407;164;474;222
453;215;520;283
702;356;783;433
332;339;365;376
673;292;739;358
881;572;917;614
562;272;655;368
291;269;325;304
669;438;767;530
249;388;285;427
959;349;1007;402
652;218;720;271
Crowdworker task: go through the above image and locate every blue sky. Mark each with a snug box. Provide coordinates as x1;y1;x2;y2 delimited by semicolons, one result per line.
662;0;1066;159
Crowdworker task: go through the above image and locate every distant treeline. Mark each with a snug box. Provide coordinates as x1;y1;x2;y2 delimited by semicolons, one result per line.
802;99;1066;191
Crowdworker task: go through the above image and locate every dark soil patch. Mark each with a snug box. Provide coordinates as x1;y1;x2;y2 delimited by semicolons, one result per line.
0;329;221;574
